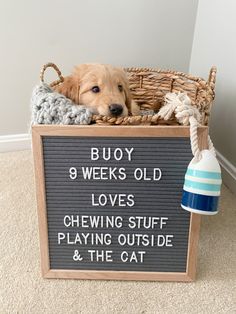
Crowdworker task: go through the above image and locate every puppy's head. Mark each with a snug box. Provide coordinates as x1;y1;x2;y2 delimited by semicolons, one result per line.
55;64;132;116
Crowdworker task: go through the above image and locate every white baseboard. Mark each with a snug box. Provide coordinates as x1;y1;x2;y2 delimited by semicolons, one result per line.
0;133;31;153
216;150;236;195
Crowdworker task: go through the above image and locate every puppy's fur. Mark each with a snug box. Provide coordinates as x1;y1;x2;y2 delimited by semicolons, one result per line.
54;63;136;116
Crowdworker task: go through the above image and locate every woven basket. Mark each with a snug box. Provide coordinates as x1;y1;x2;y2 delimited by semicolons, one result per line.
40;63;216;126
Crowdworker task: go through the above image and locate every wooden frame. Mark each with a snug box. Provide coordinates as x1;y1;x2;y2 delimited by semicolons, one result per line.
32;125;208;282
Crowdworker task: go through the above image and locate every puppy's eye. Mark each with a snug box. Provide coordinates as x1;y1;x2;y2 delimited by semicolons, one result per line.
91;86;100;93
118;84;123;92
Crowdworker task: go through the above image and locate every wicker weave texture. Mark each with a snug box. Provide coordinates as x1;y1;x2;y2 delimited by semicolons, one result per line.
123;67;216;126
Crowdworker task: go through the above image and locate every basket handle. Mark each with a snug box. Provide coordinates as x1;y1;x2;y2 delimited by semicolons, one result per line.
40;62;64;87
208;66;217;90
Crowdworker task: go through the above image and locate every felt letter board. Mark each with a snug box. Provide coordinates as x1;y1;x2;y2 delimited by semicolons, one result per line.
32;126;207;281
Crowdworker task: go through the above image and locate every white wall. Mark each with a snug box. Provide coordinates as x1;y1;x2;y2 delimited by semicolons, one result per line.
190;0;236;192
0;0;198;135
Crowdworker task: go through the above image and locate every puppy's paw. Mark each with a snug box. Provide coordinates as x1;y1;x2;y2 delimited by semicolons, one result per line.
130;100;140;116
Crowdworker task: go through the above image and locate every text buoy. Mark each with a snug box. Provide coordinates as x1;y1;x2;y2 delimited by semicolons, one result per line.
181;150;222;215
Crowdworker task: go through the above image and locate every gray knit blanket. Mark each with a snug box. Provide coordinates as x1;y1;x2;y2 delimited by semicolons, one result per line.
31;83;92;125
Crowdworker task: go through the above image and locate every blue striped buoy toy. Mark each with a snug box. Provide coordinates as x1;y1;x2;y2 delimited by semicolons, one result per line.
181;150;222;215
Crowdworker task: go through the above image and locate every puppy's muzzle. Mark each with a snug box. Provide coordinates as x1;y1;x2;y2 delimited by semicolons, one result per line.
109;104;123;116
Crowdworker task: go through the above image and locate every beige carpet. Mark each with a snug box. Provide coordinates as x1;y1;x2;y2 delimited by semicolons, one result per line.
0;150;235;314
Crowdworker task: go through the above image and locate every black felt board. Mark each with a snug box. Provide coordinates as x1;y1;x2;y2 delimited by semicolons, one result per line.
42;136;192;272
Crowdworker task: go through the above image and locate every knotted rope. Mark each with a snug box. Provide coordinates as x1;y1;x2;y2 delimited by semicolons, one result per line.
158;92;216;159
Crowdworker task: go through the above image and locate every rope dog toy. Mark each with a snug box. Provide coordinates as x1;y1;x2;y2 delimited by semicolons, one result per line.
158;92;222;215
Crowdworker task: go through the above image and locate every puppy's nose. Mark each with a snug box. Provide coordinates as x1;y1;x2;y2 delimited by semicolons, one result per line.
109;104;123;116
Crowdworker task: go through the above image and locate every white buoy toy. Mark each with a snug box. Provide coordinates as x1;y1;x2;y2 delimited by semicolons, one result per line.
181;150;221;215
158;92;222;215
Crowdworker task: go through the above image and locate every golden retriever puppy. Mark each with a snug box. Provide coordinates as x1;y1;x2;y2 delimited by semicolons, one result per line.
54;63;136;117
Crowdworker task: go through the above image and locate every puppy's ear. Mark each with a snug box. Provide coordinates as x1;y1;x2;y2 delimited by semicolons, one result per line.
123;78;132;115
55;76;80;104
55;64;91;104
